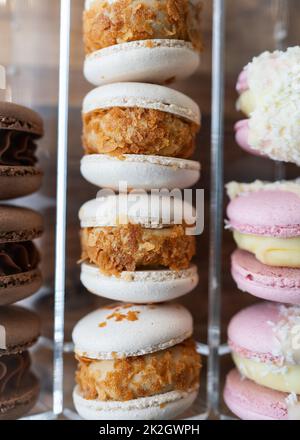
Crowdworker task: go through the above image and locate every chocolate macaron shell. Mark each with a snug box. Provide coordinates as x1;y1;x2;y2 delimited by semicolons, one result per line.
0;205;43;243
0;269;42;306
0;102;44;137
0;306;41;356
0;372;40;420
0;168;43;200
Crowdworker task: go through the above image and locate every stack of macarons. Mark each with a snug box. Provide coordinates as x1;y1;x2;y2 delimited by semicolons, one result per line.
0;306;41;419
0;101;44;418
73;0;203;420
81;0;203;192
83;0;203;86
224;180;300;419
235;46;300;166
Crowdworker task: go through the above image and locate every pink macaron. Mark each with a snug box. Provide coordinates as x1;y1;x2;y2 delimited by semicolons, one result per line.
231;249;300;305
234;119;266;158
228;302;300;370
235;70;258;156
227;189;300;238
236;70;248;94
224;369;290;420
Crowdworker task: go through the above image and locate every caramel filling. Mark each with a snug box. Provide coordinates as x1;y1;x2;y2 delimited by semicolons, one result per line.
83;0;203;54
83;107;199;159
81;224;196;276
76;339;201;401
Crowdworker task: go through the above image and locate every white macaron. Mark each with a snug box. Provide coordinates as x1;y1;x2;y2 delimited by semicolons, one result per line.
79;193;198;302
82;83;201;190
79;193;197;229
83;82;201;125
81;262;199;303
72;303;200;420
81;154;200;191
84;39;200;86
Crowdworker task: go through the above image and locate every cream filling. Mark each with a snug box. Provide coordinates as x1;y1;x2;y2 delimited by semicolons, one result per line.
233;231;300;268
233;352;300;394
237;90;257;117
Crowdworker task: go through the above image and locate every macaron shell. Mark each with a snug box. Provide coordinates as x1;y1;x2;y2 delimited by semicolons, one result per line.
0;168;43;200
73;303;193;360
81;262;199;303
0;269;43;306
73;386;198;421
79;194;196;229
224;369;288;420
0;372;40;420
234;119;265;157
0;102;44;137
84;40;200;86
0;205;44;243
80;154;201;190
83;82;201;125
0;306;41;355
227;190;300;238
231;249;300;305
228;302;281;359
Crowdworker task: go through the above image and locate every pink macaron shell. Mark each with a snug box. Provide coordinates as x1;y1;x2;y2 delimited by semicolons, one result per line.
227;190;300;238
224;369;288;420
228;302;283;364
236;70;249;94
234;119;266;157
231;249;300;305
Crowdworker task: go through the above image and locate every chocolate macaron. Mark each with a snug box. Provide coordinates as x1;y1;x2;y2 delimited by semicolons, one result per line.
0;102;43;200
0;205;43;306
0;352;40;420
0;306;41;419
0;306;41;355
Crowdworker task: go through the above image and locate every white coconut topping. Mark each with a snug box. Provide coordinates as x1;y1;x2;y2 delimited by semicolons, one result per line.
226;179;300;200
243;47;300;165
285;392;298;407
246;47;300;102
271;305;300;366
248;95;300;165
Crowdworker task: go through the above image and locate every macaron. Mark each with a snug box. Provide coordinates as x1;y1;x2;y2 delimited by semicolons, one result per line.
235;47;300;165
228;302;300;395
226;181;300;268
0;102;43;200
0;306;41;355
73;302;201;420
0;352;40;420
224;369;300;420
79;193;198;301
80;154;201;191
0;205;43;305
82;83;200;190
83;0;202;86
231;249;300;305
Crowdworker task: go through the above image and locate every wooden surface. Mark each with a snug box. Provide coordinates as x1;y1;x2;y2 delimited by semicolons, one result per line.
0;0;300;417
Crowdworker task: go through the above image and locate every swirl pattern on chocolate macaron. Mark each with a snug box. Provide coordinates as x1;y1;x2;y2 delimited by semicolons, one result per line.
0;242;40;276
0;352;30;394
0;131;38;167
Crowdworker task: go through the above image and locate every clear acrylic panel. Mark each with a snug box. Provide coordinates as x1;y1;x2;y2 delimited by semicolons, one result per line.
0;0;60;419
2;0;299;421
220;0;299;419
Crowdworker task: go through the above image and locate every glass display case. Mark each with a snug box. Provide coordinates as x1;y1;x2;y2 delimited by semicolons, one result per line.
0;0;299;421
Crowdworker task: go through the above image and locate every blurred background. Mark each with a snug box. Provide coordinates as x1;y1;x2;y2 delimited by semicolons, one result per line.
0;0;299;418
